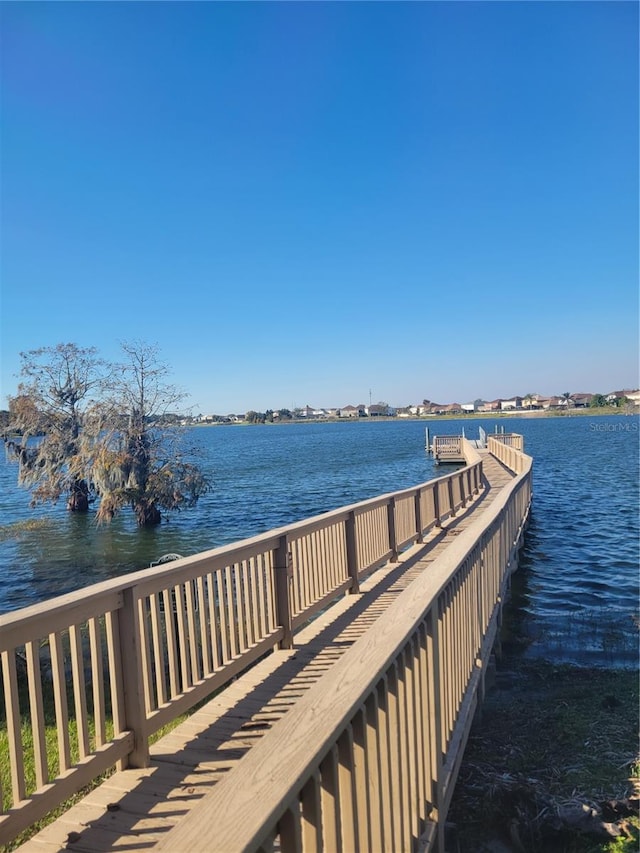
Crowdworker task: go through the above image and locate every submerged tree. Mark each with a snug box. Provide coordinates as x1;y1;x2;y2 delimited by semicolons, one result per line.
90;341;210;527
5;344;105;511
5;341;211;527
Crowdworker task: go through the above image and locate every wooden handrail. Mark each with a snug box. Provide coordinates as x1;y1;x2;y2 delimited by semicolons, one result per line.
489;433;524;451
488;435;527;471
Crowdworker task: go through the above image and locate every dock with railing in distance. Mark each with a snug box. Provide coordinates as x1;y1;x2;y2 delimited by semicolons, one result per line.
432;434;466;462
1;433;532;853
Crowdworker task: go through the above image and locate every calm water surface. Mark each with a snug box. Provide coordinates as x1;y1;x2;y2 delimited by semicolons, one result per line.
1;416;638;667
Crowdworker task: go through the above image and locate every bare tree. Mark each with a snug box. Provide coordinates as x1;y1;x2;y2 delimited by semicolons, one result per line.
5;341;211;527
5;344;105;511
90;341;210;526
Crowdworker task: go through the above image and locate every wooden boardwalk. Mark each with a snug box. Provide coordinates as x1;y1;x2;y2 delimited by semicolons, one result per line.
16;452;515;852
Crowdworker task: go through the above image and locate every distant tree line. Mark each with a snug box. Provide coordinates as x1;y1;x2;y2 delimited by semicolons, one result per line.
244;409;293;423
589;394;628;408
3;342;210;527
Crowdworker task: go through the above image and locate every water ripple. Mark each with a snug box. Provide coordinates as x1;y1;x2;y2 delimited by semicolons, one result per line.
1;415;638;667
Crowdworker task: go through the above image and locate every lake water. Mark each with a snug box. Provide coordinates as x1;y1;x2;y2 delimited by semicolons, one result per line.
1;415;638;667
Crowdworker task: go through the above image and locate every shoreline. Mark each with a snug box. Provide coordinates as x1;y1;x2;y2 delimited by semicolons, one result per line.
191;407;638;426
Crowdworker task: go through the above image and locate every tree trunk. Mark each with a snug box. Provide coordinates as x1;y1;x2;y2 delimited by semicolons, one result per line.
67;480;89;512
135;500;161;527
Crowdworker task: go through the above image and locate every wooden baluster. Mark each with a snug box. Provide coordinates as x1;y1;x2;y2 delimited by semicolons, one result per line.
25;640;47;788
387;498;398;562
50;631;71;772
320;745;342;850
345;510;360;594
433;482;442;528
2;649;25;804
414;488;424;543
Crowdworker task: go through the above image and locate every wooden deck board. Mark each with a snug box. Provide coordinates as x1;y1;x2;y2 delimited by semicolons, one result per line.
16;450;514;853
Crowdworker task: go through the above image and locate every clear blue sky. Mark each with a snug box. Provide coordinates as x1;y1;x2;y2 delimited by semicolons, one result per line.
1;1;638;414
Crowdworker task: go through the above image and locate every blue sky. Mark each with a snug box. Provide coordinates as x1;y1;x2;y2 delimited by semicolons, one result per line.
1;1;638;414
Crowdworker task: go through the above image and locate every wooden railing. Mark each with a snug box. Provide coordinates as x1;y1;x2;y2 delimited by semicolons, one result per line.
156;436;532;853
488;434;526;471
432;435;464;460
0;445;484;845
490;432;524;452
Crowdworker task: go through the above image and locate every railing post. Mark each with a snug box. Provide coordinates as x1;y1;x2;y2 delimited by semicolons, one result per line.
387;498;398;562
414;488;423;544
447;477;456;517
118;586;150;768
433;482;442;528
274;534;294;649
345;511;360;594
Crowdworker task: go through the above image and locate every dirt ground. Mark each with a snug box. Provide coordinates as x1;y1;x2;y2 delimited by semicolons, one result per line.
446;657;639;853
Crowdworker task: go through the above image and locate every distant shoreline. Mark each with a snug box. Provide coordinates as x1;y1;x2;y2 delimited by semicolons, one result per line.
192;407;637;426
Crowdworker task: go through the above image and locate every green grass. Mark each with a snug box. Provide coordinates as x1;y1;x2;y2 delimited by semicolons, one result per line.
1;715;115;852
0;710;190;852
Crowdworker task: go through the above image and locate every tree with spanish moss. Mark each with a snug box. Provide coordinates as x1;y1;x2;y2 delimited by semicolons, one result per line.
90;341;210;527
5;343;105;512
5;341;211;527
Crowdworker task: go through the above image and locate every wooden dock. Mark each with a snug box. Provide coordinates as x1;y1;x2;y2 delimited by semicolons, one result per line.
12;451;520;852
2;435;532;852
431;435;467;463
